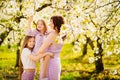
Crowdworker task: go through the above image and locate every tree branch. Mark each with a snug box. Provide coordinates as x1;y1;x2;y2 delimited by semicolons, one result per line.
95;0;118;10
14;15;27;23
0;0;7;10
89;15;97;27
100;3;120;25
36;3;52;12
82;0;95;11
112;19;120;27
0;23;5;27
0;28;12;46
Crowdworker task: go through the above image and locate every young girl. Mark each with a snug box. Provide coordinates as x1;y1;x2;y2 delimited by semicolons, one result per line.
20;36;53;80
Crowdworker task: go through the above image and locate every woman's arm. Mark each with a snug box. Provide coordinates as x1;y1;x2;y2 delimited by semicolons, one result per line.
37;31;57;55
28;31;57;60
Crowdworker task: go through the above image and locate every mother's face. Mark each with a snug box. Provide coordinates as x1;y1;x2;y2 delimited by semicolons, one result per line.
50;19;54;29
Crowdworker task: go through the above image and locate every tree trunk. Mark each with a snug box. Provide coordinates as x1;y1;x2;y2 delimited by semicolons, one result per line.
94;38;104;73
88;38;94;50
19;53;23;80
82;36;89;56
82;36;94;56
0;29;12;46
82;43;87;56
15;40;21;67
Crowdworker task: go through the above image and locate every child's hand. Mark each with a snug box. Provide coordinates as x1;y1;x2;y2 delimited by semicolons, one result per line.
28;54;40;62
29;15;33;21
35;59;39;62
46;52;54;58
36;52;39;55
28;15;33;22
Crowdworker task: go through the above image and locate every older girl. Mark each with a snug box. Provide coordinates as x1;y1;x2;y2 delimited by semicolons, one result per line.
20;36;52;80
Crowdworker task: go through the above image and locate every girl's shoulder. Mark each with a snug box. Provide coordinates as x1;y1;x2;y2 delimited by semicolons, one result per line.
31;29;39;36
33;29;39;33
21;48;31;56
23;48;29;50
22;48;31;53
21;48;31;57
26;29;39;36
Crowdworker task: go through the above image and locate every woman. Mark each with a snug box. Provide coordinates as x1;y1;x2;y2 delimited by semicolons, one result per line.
29;15;65;80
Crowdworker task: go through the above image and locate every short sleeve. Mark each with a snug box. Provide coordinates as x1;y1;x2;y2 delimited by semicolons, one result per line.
32;29;39;36
22;48;31;57
26;29;39;36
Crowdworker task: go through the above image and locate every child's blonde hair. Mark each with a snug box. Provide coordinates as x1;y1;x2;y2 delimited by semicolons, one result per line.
36;19;47;33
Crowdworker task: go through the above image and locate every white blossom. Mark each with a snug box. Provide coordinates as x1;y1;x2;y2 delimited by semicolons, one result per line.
112;70;118;75
89;57;95;63
107;51;112;56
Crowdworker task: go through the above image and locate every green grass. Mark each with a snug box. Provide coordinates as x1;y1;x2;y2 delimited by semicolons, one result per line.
0;45;16;69
0;44;120;80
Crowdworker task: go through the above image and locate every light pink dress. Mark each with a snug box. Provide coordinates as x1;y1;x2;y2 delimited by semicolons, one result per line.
40;31;63;80
27;29;44;54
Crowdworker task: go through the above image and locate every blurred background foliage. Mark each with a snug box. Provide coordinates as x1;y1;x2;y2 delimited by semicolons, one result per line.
0;0;120;80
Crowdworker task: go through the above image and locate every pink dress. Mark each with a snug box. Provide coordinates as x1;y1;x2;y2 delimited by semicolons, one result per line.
40;31;63;80
27;29;44;53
